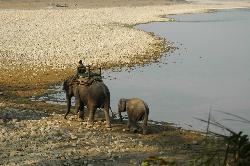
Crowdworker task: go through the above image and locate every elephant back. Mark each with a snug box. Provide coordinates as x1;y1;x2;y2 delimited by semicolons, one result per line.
78;76;102;86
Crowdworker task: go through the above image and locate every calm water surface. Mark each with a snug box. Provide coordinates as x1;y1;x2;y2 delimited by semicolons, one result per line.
38;9;250;135
109;9;250;134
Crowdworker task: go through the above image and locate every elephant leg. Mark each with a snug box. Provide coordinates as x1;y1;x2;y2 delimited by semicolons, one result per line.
142;114;148;135
87;104;97;127
75;99;80;113
79;101;85;120
104;104;111;128
128;118;137;133
127;120;131;131
75;91;80;114
64;96;71;119
132;123;139;133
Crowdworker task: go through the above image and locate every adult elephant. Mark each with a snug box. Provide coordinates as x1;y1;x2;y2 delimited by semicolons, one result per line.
63;76;111;128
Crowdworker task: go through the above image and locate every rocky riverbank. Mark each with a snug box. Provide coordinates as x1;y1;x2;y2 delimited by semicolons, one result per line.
1;1;250;88
0;105;205;165
1;0;250;165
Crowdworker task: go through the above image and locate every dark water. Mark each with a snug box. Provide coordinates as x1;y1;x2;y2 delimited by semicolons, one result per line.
34;9;250;135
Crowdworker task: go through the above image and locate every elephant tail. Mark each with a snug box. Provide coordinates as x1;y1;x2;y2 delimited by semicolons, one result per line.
143;103;149;124
142;103;149;134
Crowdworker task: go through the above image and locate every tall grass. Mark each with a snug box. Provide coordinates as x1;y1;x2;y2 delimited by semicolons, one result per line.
195;109;250;166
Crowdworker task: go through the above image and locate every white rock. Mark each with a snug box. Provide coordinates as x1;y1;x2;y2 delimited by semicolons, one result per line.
1;128;7;134
70;134;77;140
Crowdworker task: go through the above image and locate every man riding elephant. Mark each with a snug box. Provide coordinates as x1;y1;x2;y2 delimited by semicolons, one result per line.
74;60;102;80
63;73;111;128
76;60;87;78
63;60;109;126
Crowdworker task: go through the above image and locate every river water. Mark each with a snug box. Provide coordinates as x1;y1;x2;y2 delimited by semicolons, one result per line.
35;9;250;135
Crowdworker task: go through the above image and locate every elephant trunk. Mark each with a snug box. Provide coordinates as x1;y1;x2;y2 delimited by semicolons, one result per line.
118;98;126;122
63;80;68;91
88;66;90;78
99;67;102;76
119;111;123;122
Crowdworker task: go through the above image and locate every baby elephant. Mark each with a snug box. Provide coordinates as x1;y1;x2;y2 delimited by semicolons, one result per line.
118;98;149;134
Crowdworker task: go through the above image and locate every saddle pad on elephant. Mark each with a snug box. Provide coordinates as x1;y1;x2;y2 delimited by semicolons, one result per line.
78;77;102;86
78;77;94;86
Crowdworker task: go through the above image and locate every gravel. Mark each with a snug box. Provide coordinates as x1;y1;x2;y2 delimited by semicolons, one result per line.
0;108;155;165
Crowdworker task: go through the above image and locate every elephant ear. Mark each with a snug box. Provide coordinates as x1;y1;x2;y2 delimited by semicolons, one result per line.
119;98;127;112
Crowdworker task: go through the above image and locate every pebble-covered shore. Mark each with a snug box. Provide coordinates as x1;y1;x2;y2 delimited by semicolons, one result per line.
1;3;250;72
0;107;197;165
0;109;145;165
1;99;202;165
